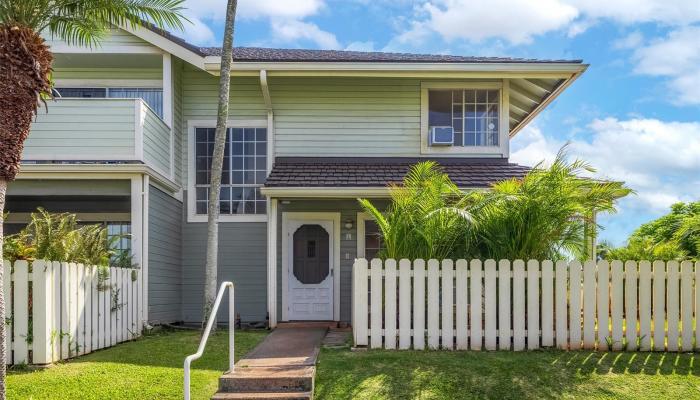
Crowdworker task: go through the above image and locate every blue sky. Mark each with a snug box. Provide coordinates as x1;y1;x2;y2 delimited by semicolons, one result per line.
180;0;700;245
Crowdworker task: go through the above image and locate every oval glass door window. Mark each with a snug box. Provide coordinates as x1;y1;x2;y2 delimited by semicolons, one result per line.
293;224;329;284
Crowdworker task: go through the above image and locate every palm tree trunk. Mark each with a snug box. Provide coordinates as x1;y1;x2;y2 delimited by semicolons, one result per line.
203;0;238;329
1;25;52;398
0;179;6;399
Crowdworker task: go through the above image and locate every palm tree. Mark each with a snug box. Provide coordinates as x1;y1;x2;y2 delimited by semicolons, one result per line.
0;1;186;396
204;0;237;329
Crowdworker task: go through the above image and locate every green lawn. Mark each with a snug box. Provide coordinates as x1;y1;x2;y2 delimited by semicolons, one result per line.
8;328;267;400
315;347;700;399
9;329;700;399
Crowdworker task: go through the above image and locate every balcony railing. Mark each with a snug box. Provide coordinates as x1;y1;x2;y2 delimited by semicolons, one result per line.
23;98;172;178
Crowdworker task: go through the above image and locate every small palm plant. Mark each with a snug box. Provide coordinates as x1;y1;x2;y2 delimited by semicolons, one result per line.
470;149;632;260
0;2;186;394
359;161;481;260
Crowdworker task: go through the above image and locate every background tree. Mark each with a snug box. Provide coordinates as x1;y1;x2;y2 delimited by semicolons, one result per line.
601;201;700;261
203;0;238;328
0;1;186;397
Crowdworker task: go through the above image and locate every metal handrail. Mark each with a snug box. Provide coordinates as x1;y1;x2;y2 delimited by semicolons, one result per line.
184;281;235;400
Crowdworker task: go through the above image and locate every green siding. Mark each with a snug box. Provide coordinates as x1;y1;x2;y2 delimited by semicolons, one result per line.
45;28;156;53
148;185;183;324
179;66;267;182
143;105;171;175
24;98;136;159
270;77;421;157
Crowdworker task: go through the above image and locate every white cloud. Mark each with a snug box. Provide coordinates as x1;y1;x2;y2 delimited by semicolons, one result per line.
180;15;217;45
632;26;700;105
389;0;700;47
612;31;643;49
183;0;325;21
567;0;700;26
180;0;336;48
345;41;375;52
414;0;579;45
511;118;700;212
270;19;340;49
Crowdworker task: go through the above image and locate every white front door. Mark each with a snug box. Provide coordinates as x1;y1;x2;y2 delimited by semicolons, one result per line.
286;219;334;320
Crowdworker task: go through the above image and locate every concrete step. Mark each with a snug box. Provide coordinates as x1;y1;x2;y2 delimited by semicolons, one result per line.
211;391;312;400
276;321;337;329
218;366;314;393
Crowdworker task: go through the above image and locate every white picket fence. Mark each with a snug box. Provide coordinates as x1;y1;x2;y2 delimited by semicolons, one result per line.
3;259;143;365
353;258;700;352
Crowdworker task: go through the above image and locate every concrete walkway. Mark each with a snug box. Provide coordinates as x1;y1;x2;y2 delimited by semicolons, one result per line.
212;328;327;400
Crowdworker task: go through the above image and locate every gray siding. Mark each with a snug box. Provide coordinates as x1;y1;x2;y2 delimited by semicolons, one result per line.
181;194;268;323
276;199;389;323
148;186;183;324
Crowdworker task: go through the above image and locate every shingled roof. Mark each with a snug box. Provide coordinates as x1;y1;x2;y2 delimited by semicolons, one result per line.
199;47;582;64
264;158;531;188
144;24;582;64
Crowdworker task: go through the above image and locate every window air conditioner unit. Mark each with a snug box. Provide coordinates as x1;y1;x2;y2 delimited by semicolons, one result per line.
429;126;454;146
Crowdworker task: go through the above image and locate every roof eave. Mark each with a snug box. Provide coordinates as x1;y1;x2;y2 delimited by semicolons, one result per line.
203;59;587;78
509;64;589;138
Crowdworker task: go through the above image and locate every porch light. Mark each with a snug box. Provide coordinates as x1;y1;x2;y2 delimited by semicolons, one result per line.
345;219;353;229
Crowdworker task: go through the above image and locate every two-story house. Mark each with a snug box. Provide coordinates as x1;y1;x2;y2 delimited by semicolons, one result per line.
4;26;586;328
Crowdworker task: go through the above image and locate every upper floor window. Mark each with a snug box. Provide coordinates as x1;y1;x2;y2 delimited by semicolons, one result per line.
194;127;267;216
54;87;163;118
428;89;499;147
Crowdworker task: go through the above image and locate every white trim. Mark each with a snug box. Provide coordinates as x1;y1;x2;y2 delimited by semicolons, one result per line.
267;199;278;327
142;175;150;326
502;79;511;155
356;212;372;260
281;212;341;322
121;24;206;71
162;53;173;128
134;101;145;160
262;187;390;198
130;176;147;325
5;212;131;224
186;119;271;223
419;81;507;157
53;79;163;88
17;165;180;194
203;60;588;75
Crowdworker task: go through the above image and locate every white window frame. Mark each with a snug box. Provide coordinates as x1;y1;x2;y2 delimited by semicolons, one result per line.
187;119;272;223
420;80;510;157
356;212;371;259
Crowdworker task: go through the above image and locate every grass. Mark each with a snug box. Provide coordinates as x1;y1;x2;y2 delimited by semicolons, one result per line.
315;347;700;399
9;328;700;399
7;328;267;400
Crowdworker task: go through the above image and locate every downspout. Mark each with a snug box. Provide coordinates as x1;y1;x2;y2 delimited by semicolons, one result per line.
260;70;277;327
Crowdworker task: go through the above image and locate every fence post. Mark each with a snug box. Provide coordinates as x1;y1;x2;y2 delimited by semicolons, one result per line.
13;260;29;364
427;259;440;350
32;260;54;365
470;259;483;351
527;260;540;350
370;259;383;349
352;259;368;346
3;260;12;365
441;259;454;350
412;259;426;350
